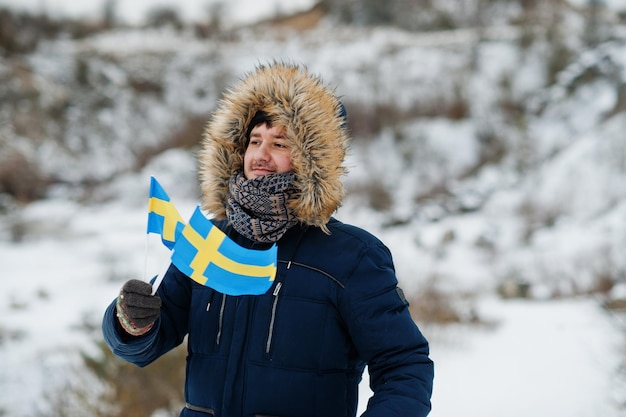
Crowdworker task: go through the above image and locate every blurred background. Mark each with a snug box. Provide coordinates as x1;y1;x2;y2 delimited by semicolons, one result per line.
0;0;625;416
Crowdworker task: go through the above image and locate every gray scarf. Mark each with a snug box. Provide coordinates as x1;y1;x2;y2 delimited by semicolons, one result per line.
226;171;298;243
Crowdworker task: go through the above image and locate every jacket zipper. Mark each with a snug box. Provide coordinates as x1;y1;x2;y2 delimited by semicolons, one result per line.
216;294;226;346
278;260;345;288
265;282;283;354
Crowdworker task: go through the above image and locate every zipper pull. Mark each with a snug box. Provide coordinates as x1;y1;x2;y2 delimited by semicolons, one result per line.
273;281;283;296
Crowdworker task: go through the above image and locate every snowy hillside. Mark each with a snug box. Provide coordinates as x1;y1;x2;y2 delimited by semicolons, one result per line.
1;1;626;416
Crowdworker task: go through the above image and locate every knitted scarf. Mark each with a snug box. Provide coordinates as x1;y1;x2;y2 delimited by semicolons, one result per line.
226;171;298;243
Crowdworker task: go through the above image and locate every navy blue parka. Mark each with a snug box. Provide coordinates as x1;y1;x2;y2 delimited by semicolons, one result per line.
104;62;433;417
103;218;433;417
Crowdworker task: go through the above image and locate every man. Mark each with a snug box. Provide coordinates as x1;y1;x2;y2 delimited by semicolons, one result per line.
103;62;434;417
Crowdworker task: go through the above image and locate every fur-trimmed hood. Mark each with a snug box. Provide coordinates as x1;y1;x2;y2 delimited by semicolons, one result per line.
198;62;349;230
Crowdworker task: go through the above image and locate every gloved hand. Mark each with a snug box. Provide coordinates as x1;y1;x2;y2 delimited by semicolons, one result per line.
116;279;162;336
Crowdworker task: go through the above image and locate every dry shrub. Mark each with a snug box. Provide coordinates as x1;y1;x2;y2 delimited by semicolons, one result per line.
41;339;187;417
265;2;326;31
134;115;207;169
517;199;564;244
145;6;183;30
497;278;532;299
128;77;164;96
406;275;481;325
345;95;469;140
83;340;186;417
0;149;48;202
347;181;393;212
409;287;462;325
0;8;110;55
165;115;208;149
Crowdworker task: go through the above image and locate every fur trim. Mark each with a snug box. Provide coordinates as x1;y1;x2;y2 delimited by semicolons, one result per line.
198;62;349;231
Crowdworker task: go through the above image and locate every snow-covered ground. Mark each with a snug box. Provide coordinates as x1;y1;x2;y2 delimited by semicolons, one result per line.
1;155;624;417
427;298;625;417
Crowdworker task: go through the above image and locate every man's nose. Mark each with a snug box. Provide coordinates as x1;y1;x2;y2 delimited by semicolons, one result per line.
253;142;270;160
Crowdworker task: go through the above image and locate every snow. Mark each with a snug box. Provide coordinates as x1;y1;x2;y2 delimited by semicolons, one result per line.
428;298;625;417
0;1;625;416
2;166;623;417
0;0;318;26
2;154;625;417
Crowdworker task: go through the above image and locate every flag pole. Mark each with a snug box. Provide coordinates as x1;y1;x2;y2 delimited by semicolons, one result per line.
143;232;150;282
151;263;169;295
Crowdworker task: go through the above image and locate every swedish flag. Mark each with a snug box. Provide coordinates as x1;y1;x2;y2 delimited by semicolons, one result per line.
171;207;277;296
147;177;277;296
147;177;185;249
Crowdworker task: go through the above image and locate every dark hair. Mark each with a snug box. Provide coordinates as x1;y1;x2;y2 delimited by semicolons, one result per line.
245;111;271;141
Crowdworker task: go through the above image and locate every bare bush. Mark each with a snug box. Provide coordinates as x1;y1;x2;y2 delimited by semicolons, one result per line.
461;126;508;178
345;94;469;140
40;339;187;417
133;115;207;170
517;199;564;244
145;6;184;30
0;8;112;56
408;275;481;325
347;181;393;212
0;149;48;202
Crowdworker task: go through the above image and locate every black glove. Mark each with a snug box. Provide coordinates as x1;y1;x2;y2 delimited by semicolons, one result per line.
116;279;162;336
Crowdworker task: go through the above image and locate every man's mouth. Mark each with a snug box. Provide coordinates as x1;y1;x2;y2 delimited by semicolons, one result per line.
252;166;273;174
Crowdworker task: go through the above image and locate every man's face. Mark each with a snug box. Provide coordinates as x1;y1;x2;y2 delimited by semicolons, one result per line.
244;123;293;179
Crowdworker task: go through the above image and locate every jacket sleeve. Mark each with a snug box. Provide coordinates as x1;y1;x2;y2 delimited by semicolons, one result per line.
102;264;191;367
340;243;434;417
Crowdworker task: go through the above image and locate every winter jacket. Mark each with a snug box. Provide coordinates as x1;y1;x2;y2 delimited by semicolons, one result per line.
103;218;433;417
103;62;433;416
